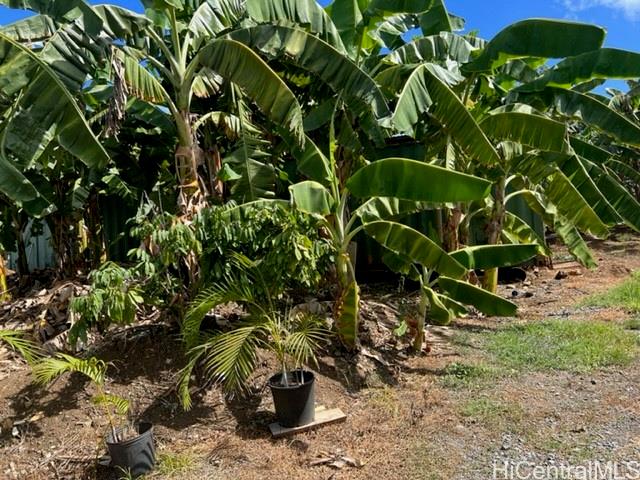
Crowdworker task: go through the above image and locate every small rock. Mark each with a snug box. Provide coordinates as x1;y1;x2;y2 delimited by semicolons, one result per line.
555;271;568;280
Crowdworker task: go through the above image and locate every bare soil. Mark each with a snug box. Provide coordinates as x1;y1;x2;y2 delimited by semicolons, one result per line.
1;233;640;480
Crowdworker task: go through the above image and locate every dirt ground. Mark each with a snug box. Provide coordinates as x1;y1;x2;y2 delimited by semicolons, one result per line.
1;233;640;480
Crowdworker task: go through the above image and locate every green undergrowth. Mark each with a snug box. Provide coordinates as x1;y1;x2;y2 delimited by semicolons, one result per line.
580;271;640;312
486;319;638;373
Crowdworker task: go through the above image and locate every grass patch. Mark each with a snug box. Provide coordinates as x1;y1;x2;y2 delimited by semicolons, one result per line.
460;397;523;425
156;451;198;476
440;362;496;388
623;317;640;331
580;271;640;312
487;319;638;373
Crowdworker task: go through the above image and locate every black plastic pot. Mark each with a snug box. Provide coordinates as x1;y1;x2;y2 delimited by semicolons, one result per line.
106;422;155;477
268;370;315;428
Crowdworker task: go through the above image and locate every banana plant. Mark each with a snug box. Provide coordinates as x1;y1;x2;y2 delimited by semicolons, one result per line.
380;238;538;350
384;17;640;292
289;148;492;348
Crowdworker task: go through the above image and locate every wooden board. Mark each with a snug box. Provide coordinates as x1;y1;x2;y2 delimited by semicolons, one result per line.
269;406;346;438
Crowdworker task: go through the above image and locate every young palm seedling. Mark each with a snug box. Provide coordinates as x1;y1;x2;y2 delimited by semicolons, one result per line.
179;253;330;426
32;354;155;477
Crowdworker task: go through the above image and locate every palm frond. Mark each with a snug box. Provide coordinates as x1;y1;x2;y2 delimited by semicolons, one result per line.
0;329;41;364
92;393;130;415
284;314;329;370
200;324;267;394
32;353;107;386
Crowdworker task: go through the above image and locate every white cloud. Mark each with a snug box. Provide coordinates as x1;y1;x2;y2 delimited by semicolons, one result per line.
562;0;640;20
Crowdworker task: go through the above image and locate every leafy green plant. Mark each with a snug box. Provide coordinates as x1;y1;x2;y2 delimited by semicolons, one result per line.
33;354;130;442
178;253;330;409
196;201;333;292
69;262;144;346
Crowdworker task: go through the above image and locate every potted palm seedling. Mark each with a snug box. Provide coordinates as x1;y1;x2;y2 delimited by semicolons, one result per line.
33;354;155;477
178;253;330;427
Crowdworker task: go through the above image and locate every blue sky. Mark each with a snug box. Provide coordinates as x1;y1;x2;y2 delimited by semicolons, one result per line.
0;1;638;58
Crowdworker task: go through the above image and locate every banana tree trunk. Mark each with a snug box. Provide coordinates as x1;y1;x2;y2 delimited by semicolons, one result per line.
175;111;204;217
13;212;29;282
443;205;462;252
482;177;506;293
0;252;10;303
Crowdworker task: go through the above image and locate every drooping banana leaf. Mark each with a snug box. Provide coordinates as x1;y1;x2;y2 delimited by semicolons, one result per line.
502;211;550;256
554;154;621;225
364;221;467;279
393;63;501;165
247;0;346;53
289;181;334;216
553;215;597;268
196;38;305;144
437;276;517;316
0;32;109;172
583;159;640;233
464;19;605;72
517;48;640;92
354;197;431;224
450;244;538;270
346;158;491;202
514;87;640;147
228;25;391;127
383;32;476;65
479;112;566;152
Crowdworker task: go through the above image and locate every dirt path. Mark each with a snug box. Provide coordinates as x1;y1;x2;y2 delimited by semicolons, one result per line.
1;234;640;480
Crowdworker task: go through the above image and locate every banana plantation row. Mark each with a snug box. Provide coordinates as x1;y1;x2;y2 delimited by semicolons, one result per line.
0;0;639;437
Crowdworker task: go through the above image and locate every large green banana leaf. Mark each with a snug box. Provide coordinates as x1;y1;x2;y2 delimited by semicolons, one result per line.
289;181;334;216
228;25;391;124
515;87;640;147
324;0;363;56
583;159;640;233
450;244;538;270
555;155;621;225
364;221;467;279
354;197;431;224
569;137;612;163
418;0;456;36
0;32;109;170
437;276;518;316
464;19;605;72
121;51;170;104
188;0;244;49
0;14;56;42
383;32;476;65
545;170;609;239
247;0;346;53
518;48;640;92
284;134;333;186
0;0;101;25
479;112;566;152
393;63;501;165
553;215;596;268
346;158;491;202
196;38;304;144
502;212;550;256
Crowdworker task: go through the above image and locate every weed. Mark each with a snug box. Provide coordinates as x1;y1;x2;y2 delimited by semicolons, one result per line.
156;451;198;476
440;362;495;388
368;386;400;417
487;319;638;373
460;397;523;426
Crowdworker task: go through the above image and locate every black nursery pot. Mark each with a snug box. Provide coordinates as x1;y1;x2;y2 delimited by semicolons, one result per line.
268;370;316;428
106;422;156;477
